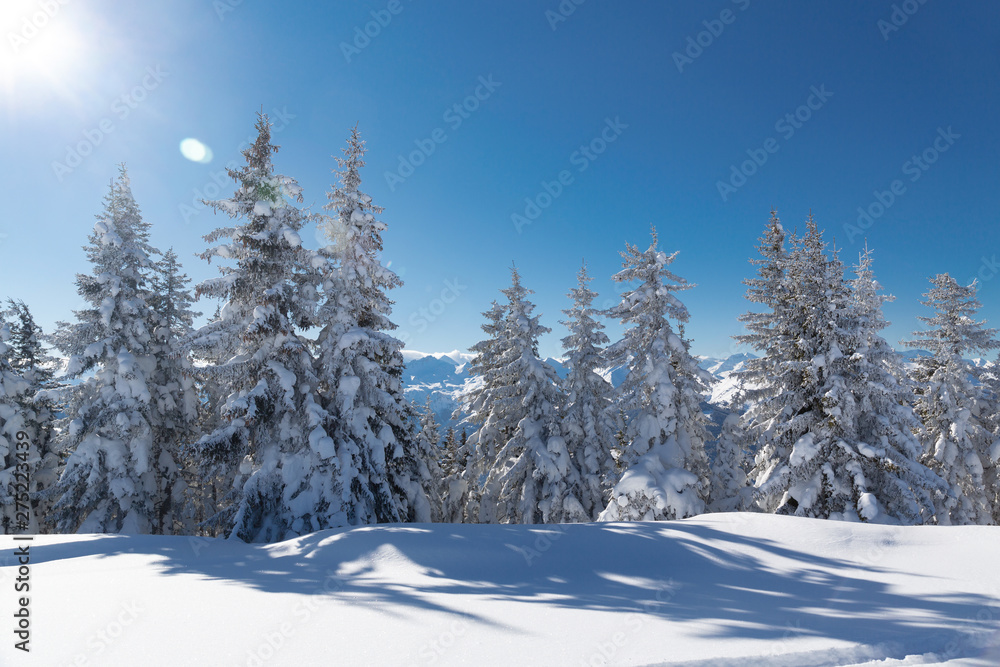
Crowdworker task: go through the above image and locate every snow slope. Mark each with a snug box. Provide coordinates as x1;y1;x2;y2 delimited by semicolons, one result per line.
4;514;999;666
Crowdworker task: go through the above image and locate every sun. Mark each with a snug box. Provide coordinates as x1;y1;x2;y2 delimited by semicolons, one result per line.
0;0;87;99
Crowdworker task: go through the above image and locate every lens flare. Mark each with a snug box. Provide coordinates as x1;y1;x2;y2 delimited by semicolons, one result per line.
179;138;213;164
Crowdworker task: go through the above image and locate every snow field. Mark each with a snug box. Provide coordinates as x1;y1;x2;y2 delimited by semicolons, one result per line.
3;514;999;666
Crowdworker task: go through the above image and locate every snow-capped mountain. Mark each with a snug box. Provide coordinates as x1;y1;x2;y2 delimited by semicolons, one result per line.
400;353;471;431
698;352;756;376
402;351;757;431
401;352;568;430
401;348;992;434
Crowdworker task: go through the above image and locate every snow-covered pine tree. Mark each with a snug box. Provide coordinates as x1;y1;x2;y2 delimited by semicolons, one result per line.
439;426;469;523
0;314;35;533
415;397;445;522
313;125;430;525
560;261;616;520
732;210;798;503
842;246;944;523
741;218;943;522
186;302;230;535
598;229;713;522
48;166;173;534
453;300;510;523
902;274;1000;525
2;300;62;532
980;354;1000;523
479;266;584;524
707;414;750;512
189;112;338;542
146;249;201;534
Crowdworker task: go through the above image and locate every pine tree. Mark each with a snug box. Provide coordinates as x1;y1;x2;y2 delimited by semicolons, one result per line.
841;246;944;523
740;217;944;522
708;414;750;512
0;316;34;533
453;300;510;523
461;302;513;458
188;112;336;541
439;426;469;522
979;354;1000;523
903;274;999;524
313;125;429;525
479;266;585;524
4;300;61;531
48;166;171;534
732;211;798;503
598;229;713;522
560;262;615;520
415;397;445;522
146;249;201;534
750;219;864;518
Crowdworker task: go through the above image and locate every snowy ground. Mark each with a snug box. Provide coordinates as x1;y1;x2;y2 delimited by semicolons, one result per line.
3;514;999;666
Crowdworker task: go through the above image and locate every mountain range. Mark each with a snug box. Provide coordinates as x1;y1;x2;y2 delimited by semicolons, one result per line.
401;348;996;434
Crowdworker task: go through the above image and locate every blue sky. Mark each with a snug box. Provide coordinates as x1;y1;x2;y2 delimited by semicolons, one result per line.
1;0;998;360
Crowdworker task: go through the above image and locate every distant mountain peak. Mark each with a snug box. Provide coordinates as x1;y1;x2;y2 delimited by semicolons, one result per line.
401;349;475;365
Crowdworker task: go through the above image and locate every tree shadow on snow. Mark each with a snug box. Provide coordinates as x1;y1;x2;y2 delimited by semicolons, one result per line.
23;518;1000;658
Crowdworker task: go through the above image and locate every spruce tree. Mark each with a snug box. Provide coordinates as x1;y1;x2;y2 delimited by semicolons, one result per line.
979;355;1000;523
48;166;171;534
598;229;713;522
732;211;798;503
189;112;336;541
740;216;944;522
146;249;201;533
313;125;429;525
750;218;862;518
0;316;34;533
841;246;944;523
3;300;61;531
415;397;445;522
480;267;585;524
454;300;510;523
708;414;750;512
903;274;999;524
439;426;469;522
560;262;615;519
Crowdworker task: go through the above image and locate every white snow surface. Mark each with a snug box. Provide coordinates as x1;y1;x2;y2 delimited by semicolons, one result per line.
4;514;1000;666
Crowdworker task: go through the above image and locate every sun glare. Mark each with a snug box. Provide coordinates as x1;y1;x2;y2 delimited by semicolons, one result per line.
0;0;87;97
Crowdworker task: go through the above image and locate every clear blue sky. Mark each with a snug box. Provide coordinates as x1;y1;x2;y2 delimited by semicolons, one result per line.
2;1;998;360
